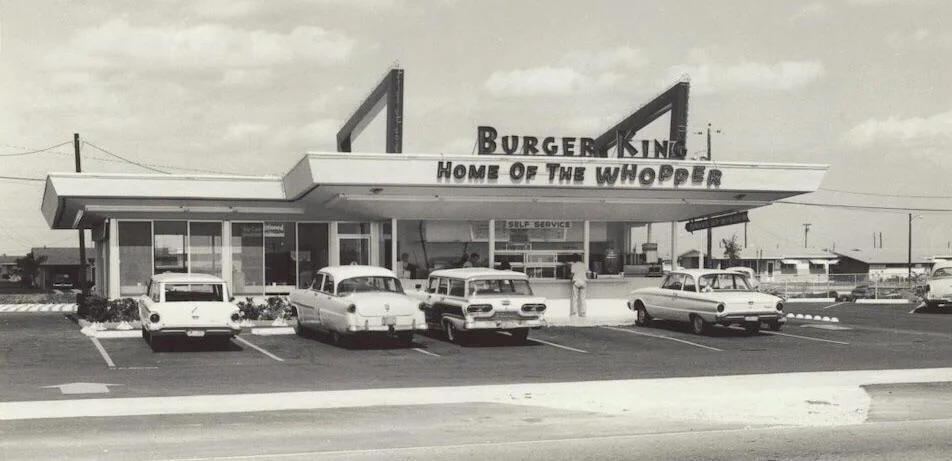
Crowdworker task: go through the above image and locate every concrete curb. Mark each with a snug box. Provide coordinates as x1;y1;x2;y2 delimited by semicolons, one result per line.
856;299;912;304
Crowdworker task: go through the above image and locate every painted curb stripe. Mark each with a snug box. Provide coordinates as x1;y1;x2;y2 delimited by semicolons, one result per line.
234;336;285;362
601;326;723;352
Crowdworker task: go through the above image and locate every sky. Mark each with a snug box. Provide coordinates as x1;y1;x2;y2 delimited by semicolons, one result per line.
1;0;951;259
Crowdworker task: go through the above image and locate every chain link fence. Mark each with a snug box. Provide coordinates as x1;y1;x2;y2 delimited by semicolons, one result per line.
757;273;922;300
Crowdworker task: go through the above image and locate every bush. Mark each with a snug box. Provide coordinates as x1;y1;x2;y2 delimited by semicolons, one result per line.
80;295;139;323
236;296;292;321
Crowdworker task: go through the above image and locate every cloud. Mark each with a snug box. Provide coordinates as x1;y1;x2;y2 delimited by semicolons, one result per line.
791;2;833;23
221;69;274;86
483;46;649;98
190;0;399;17
665;61;825;94
52;18;356;70
271;118;340;149
223;123;270;143
885;28;952;49
842;109;952;147
485;67;585;97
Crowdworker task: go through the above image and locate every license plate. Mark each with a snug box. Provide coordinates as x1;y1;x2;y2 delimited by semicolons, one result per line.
186;329;206;337
382;316;396;326
744;316;759;322
496;321;522;329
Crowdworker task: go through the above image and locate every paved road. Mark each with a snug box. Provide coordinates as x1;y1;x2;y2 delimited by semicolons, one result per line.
1;302;951;460
2;402;951;460
1;302;951;401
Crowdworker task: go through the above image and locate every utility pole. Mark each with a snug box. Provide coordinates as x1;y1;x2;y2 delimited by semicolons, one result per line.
706;227;713;268
803;223;811;248
74;134;88;299
907;213;912;281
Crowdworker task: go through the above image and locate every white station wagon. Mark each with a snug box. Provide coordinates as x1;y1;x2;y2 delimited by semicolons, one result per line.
923;262;952;309
413;268;547;344
289;265;426;346
139;273;242;350
627;269;785;335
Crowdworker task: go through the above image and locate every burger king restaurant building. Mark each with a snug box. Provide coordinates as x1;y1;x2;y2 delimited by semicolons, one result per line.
41;149;827;300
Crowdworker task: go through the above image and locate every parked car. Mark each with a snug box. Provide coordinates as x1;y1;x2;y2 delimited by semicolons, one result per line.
289;265;426;346
138;273;242;350
627;269;785;335
411;268;547;344
52;273;74;290
922;263;952;309
846;284;875;302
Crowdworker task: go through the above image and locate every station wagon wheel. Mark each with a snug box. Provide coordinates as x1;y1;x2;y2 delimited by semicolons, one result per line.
745;322;761;335
635;304;651;327
443;319;463;344
294;314;307;337
690;315;707;335
395;331;414;346
509;328;530;343
330;330;344;347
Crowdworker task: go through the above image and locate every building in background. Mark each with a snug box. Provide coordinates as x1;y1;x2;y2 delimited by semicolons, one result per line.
29;247;96;291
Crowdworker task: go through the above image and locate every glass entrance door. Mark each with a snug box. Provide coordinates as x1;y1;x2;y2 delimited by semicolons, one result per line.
337;222;371;266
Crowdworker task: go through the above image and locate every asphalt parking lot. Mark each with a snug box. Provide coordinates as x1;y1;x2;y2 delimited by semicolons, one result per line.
1;302;950;402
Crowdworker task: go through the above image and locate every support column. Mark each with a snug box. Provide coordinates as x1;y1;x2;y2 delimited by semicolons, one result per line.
108;219;120;299
391;218;399;271
488;219;496;269
670;221;678;270
329;222;339;266
222;221;233;291
370;221;382;266
583;220;591;271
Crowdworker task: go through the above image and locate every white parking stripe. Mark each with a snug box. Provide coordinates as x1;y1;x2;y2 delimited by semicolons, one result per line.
601;326;723;352
529;338;588;354
823;302;848;309
234;336;285;362
89;337;117;368
412;348;441;357
760;330;849;345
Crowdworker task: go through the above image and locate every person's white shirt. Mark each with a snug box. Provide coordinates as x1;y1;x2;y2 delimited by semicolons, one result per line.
569;261;587;286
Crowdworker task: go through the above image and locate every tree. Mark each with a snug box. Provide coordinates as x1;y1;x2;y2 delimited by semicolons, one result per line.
721;234;742;267
15;252;47;287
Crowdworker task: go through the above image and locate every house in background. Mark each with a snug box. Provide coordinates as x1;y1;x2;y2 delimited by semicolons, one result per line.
0;254;20;280
677;249;707;269
718;247;839;281
831;249;934;280
29;247;96;290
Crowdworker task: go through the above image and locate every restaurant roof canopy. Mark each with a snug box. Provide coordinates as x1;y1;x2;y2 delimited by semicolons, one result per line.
43;152;828;229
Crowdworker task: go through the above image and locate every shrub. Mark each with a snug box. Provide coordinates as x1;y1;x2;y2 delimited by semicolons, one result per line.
235;296;292;321
80;295;139;323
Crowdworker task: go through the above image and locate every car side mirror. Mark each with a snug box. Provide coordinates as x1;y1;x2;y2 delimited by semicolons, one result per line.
415;284;422;290
228;296;235;302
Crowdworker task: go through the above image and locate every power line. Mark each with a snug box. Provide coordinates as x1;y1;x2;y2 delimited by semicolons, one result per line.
0;175;44;182
776;199;952;213
0;141;72;157
82;141;169;174
818;186;952;200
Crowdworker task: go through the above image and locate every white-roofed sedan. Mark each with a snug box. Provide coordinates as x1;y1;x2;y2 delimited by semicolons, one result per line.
289;266;427;347
627;269;785;335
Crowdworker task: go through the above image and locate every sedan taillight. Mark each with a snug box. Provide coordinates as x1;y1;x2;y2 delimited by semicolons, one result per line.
231;312;241;322
521;303;546;312
346;304;357;314
776;302;784;311
149;313;160;323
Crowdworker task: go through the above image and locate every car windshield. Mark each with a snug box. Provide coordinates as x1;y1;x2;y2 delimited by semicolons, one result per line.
698;273;752;292
468;279;533;296
933;267;952;278
337;276;404;295
164;283;225;302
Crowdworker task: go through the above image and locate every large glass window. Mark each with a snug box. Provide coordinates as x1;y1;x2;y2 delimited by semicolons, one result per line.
338;222;370;266
265;222;295;291
297;223;329;288
118;221;152;296
189;222;222;277
231;223;264;294
154;221;187;274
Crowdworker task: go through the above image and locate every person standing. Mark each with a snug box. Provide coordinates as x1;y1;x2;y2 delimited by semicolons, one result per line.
569;254;588;317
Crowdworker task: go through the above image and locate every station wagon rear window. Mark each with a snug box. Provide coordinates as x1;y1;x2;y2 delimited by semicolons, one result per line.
164;283;225;302
468;279;533;296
